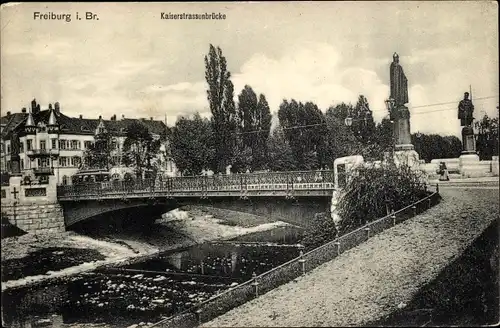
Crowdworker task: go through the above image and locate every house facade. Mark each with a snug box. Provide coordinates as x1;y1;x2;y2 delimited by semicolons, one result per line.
1;99;178;185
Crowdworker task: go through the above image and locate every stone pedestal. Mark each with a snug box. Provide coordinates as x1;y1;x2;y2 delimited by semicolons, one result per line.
461;126;476;154
459;153;485;178
492;156;499;176
394;106;412;150
394;149;420;170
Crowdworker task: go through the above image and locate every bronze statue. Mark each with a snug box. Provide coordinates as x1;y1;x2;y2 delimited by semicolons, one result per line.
458;92;474;126
390;52;409;107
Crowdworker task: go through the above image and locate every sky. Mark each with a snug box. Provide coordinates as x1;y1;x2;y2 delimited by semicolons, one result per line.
1;2;498;137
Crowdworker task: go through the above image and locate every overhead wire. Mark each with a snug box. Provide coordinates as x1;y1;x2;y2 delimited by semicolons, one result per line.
234;95;499;135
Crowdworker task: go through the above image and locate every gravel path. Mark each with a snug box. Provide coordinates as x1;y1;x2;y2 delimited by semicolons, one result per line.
202;187;499;327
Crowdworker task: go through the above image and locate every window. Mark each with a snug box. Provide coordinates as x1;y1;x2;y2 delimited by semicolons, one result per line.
84;141;92;149
51;139;57;149
20;142;24;153
71;140;79;149
39;158;49;168
27;140;33;151
7;145;10;153
62;175;68;185
59;140;66;150
59;157;67;167
72;156;81;167
21;159;24;170
40;140;46;150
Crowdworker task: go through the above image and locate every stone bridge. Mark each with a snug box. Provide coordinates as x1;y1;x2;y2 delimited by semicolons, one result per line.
56;170;337;227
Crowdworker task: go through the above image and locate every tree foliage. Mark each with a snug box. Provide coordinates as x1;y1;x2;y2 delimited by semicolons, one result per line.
412;133;462;162
278;99;327;170
301;213;338;251
336;163;428;236
236;85;272;171
170;114;215;176
205;44;237;173
122;121;160;179
350;95;376;144
266;126;297;171
82;131;113;170
475;113;499;160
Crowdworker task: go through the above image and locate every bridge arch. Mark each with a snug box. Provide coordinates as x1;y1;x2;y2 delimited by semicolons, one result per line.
61;198;178;227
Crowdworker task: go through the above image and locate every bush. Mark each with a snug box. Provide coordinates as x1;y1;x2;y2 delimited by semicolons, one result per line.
301;212;338;251
336;163;428;236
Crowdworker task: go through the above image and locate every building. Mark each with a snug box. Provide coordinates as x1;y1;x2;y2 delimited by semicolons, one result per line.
1;99;178;185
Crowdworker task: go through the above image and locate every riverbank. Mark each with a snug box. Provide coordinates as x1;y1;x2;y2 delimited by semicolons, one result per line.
1;206;292;292
202;187;499;327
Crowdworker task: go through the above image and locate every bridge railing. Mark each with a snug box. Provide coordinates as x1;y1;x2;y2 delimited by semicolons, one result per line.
56;170;336;199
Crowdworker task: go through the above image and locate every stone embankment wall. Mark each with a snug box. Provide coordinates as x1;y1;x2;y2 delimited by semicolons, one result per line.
1;175;65;234
2;202;65;234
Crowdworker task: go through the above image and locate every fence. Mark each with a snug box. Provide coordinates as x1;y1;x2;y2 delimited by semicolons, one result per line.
151;187;441;328
56;170;336;199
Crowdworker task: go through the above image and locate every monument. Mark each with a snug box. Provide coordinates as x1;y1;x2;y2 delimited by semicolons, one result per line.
387;53;419;168
457;90;481;176
457;91;476;153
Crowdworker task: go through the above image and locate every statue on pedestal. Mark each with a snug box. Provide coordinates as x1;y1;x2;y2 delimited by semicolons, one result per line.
457;91;476;154
458;92;474;127
389;53;413;149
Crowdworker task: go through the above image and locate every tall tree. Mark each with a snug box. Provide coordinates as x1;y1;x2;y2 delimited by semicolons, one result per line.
375;117;394;152
475;113;499;160
278;99;327;170
411;133;462;162
350;95;376;144
267;126;297;171
170;114;215;176
82;131;113;170
204;44;237;173
122;121;160;179
236;86;272;171
255;94;272;169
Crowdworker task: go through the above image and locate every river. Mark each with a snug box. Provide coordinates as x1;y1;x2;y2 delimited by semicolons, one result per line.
2;225;304;328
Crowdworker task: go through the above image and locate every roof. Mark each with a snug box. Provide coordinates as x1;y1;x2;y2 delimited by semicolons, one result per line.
1;113;28;139
1;109;168;140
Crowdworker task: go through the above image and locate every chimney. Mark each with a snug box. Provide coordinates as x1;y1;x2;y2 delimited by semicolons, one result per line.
54;102;60;113
49;103;53;110
99;115;102;120
150;117;153;121
21;108;26;113
122;114;125;120
6;111;11;117
79;114;83;119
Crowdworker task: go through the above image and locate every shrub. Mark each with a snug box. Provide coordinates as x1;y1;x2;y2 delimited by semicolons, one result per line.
336;162;428;236
301;212;338;251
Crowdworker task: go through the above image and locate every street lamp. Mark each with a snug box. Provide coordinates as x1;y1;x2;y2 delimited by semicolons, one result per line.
344;117;353;127
385;98;396;117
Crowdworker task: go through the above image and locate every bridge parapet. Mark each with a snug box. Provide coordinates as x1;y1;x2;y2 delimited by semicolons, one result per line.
57;170;336;201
